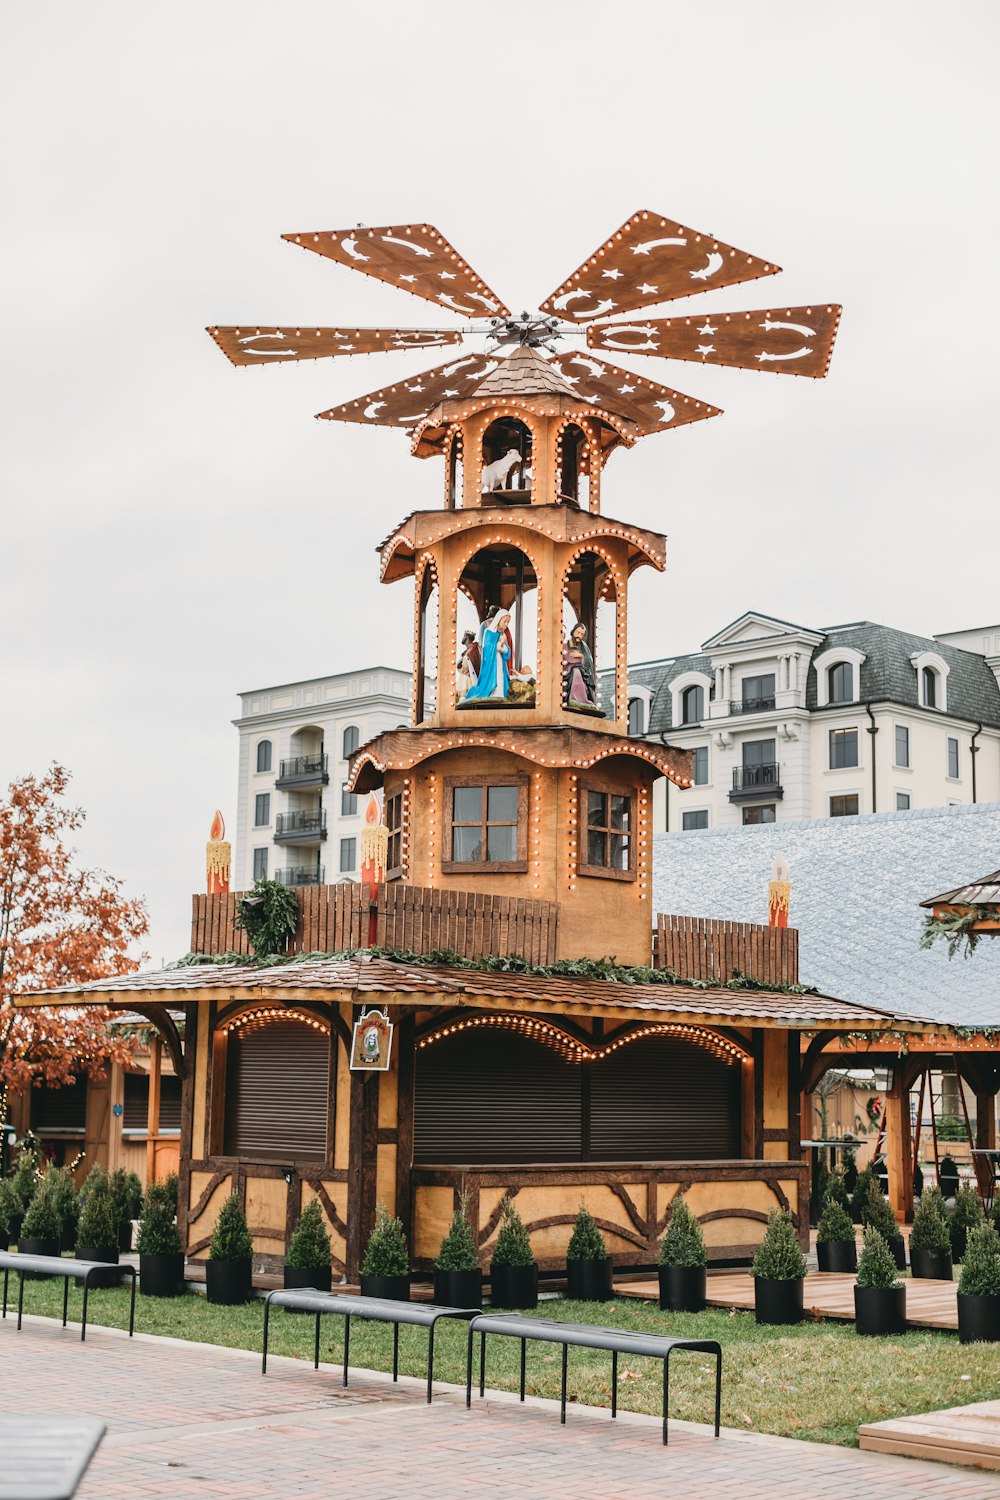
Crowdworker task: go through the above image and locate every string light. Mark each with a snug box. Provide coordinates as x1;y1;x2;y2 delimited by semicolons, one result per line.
226;1007;330;1036
417;1013;748;1065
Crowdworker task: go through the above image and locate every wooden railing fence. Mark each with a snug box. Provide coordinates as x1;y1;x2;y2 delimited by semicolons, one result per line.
654;913;799;985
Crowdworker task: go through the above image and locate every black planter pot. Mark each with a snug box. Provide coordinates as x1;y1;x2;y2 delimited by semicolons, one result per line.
909;1246;953;1281
117;1221;133;1254
205;1257;252;1305
140;1251;185;1298
0;1231;8;1252
19;1235;60;1279
360;1272;410;1301
566;1256;613;1302
958;1292;1000;1345
854;1283;906;1336
754;1276;804;1326
817;1240;857;1273
490;1262;538;1310
283;1264;333;1295
75;1244;121;1289
433;1267;483;1309
658;1265;707;1313
888;1235;907;1271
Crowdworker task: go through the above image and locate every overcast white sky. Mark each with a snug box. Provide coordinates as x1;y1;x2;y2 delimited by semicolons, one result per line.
3;2;997;966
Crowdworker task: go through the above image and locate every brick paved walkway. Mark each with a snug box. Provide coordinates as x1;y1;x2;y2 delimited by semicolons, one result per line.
4;1313;1000;1498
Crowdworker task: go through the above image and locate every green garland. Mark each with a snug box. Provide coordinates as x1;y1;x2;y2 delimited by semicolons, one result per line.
234;877;299;958
920;904;994;961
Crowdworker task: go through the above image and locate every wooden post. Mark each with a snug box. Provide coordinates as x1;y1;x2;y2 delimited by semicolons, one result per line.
346;1007;380;1282
146;1037;162;1187
884;1070;914;1223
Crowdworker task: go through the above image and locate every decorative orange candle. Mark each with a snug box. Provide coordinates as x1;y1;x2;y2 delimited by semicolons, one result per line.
206;810;231;894
360;792;387;945
768;850;790;928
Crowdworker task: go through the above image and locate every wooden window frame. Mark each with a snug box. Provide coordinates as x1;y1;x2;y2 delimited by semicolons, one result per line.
578;780;637;883
386;790;404;880
442;775;529;874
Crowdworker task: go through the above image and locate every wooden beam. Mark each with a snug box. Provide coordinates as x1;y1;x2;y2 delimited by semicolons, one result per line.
885;1069;914;1222
129;1005;186;1081
801;1031;839;1093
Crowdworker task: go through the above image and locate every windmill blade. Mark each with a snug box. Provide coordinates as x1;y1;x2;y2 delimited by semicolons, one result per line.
317;352;500;427
282;223;510;319
540;210;781;323
588;304;842;378
547;351;721;434
207;325;465;367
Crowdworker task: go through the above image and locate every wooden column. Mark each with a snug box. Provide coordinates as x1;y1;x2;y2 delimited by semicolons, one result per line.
145;1037;162;1187
345;1006;380;1281
394;1012;416;1243
761;1029;790;1162
885;1070;914;1222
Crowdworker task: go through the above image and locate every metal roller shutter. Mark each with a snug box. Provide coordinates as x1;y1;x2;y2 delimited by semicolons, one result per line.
31;1079;87;1132
223;1019;329;1161
589;1036;740;1160
414;1029;583;1164
123;1074;183;1131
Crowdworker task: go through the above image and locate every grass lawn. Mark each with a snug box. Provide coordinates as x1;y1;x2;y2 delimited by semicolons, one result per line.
7;1275;1000;1448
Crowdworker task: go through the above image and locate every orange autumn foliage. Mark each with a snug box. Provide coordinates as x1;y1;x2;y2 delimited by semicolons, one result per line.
0;764;149;1098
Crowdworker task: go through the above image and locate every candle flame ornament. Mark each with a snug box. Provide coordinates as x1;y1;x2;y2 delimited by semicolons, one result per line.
768;850;790;928
206;810;231;894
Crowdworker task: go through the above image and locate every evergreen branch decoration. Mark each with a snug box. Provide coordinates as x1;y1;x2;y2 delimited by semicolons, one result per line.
919;904;994;960
234;878;299;958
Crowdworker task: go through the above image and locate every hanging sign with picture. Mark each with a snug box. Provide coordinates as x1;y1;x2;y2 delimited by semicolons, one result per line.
349;1007;393;1071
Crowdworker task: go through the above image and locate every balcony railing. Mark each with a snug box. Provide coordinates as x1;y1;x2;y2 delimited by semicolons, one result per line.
729;696;776;715
274;811;328;844
277;866;326;887
275;754;329;789
730;763;783;802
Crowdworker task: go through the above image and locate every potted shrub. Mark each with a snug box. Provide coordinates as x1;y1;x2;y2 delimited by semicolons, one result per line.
361;1204;410;1301
854;1227;906;1335
0;1178;21;1251
137;1183;184;1298
841;1145;858;1195
162;1172;180;1216
46;1166;80;1254
566;1205;613;1302
109;1168;135;1253
938;1153;960;1201
823;1169;850;1211
433;1193;483;1308
862;1179;906;1270
657;1196;707;1311
284;1199;333;1294
75;1170;122;1288
950;1183;984;1264
125;1170;143;1220
816;1196;857;1273
206;1192;253;1305
957;1221;1000;1344
909;1187;953;1280
850;1164;876;1225
489;1197;538;1310
751;1208;806;1325
19;1178;62;1274
10;1143;39;1231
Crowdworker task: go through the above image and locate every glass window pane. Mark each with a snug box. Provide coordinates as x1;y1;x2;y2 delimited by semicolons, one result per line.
452;825;482;862
587;791;607;828
610;795;630;831
692;746;708;785
453;786;483;823
682;810;708;831
587;830;607;866
486;824;517;863
609;834;630;870
487;785;518;823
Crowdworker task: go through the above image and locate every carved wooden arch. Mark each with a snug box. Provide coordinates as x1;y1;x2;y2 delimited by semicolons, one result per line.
551;414;603;511
212;997;332;1037
128;1004;186;1081
452;529;545;680
599;1018;752;1064
413;552;441;724
413;1007;594;1047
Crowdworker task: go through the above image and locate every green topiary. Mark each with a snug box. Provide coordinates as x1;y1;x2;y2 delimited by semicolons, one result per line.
910;1187;950;1253
856;1227;902;1289
11;1143;39;1208
823;1170;850;1211
0;1178;21;1235
125;1170;143;1209
20;1179;61;1240
77;1172;117;1248
136;1188;182;1256
209;1193;253;1262
80;1163;108;1202
362;1204;410;1276
109;1168;134;1228
45;1167;79;1233
161;1173;180;1216
286;1200;332;1272
851;1165;876;1222
658;1195;707;1268
435;1193;479;1272
492;1197;535;1268
236;877;299;957
567;1205;607;1263
862;1178;899;1242
959;1221;1000;1297
951;1183;984;1259
816;1197;854;1245
751;1208;806;1281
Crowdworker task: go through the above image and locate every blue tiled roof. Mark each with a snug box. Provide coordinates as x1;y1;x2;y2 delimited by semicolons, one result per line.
652;802;1000;1028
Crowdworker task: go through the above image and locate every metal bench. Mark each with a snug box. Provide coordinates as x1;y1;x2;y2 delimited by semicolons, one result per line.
0;1252;137;1343
262;1290;480;1403
0;1417;106;1500
466;1313;722;1445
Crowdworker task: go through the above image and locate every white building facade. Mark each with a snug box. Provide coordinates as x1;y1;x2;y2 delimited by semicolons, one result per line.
232;667;411;889
613;613;1000;833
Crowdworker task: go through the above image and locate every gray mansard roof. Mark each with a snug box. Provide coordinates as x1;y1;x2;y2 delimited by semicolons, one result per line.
602;618;1000;734
652;801;1000;1028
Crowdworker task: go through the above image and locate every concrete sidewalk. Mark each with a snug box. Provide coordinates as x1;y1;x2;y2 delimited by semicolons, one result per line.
3;1313;1000;1498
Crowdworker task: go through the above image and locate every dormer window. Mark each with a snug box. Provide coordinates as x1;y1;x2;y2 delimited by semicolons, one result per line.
681;685;705;724
922;666;937;708
813;646;866;708
828;662;853;704
628;697;645;735
910;650;949;713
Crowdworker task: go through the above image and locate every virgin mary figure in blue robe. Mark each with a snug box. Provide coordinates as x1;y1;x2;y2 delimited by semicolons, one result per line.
464;610;511;700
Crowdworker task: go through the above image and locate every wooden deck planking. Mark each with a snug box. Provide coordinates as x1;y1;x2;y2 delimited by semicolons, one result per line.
615;1269;960;1330
860;1401;1000;1471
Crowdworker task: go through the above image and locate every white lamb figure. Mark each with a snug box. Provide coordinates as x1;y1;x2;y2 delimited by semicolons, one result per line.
481;447;522;493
